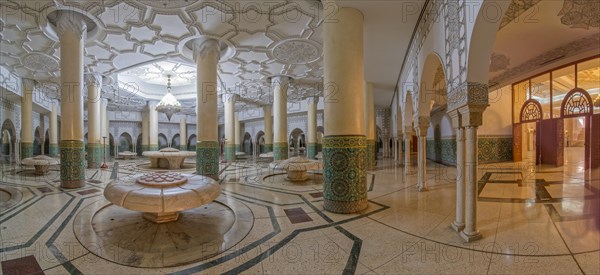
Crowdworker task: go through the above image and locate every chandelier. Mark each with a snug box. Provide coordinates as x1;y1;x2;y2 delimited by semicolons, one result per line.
155;75;182;121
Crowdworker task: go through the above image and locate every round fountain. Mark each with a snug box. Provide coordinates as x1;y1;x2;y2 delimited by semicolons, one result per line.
142;147;195;169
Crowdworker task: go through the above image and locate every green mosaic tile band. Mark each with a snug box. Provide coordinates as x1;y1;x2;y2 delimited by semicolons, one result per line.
148;145;159;152
425;137;513;165
322;135;368;214
366;139;376;170
263;144;273;153
273;142;288;160
307;143;317;159
21;142;33;159
49;143;59;157
225;144;236;162
179;145;188;151
86;143;103;168
60;140;86;189
196;141;219;175
141;145;150;153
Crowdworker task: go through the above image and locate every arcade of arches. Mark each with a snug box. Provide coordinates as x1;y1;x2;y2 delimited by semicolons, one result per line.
0;1;599;274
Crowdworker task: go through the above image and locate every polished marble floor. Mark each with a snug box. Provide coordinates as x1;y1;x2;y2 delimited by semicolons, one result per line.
0;153;598;274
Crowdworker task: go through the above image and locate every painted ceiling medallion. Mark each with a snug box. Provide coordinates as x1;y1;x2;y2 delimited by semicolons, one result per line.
489;53;511;72
21;53;59;72
272;39;321;64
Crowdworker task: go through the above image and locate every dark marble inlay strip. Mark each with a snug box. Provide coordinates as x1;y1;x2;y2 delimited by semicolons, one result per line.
37;187;53;193
309;192;323;198
1;255;44;275
284;207;313;224
76;189;100;196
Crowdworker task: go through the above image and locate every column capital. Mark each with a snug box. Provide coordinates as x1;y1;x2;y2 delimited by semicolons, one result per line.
403;126;414;136
447;109;462;129
269;75;292;85
459;105;486;127
306;96;319;105
21;78;36;91
56;11;87;39
447;82;490;113
192;39;221;62
84;73;102;87
221;93;238;103
414;116;429;137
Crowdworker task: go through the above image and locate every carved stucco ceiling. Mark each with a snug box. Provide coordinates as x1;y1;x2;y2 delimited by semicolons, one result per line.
490;0;600;85
0;0;422;110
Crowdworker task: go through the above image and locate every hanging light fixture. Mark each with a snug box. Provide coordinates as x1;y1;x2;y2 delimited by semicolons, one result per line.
155;75;182;121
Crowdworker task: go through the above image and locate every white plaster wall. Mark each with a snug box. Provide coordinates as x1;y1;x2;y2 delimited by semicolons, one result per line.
479;85;513;136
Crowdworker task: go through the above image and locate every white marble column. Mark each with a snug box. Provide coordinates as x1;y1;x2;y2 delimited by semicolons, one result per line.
272;76;290;160
223;94;237;161
404;127;413;175
364;82;376;170
57;11;86;188
415;116;429;192
307;97;318;159
459;106;485;242
20;78;34;159
49;103;59;157
449;110;465;231
141;110;149;152
263;105;273;152
85;73;102;168
179;118;187;150
194;39;220;175
148;101;158;151
322;6;367;214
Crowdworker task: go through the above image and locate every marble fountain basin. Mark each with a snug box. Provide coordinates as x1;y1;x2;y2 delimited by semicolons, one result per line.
104;172;220;223
270;156;323;182
142;147;195;169
118;151;136;160
21;155;59;175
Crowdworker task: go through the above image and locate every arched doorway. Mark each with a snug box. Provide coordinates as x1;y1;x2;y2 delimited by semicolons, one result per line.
33;127;42;156
158;133;168;149
561;88;594;170
242;132;252;155
289;128;304;156
187;134;197;151
136;134;143;155
108;134;115;157
514;99;543;164
256;131;265;153
1;119;16;162
171;134;180;149
44;129;50;155
118;132;133;152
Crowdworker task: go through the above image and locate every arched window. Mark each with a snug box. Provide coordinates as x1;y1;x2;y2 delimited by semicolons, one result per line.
520;99;543;123
561;88;593;118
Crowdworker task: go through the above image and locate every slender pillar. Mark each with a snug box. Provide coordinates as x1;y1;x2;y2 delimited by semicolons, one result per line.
223;94;237;162
20;78;34;159
364;82;376;170
459;106;485;242
193;39;220;175
148;101;158;151
307;97;318;159
85;73;103;168
39;113;45;155
415;116;429;192
180;118;187;151
323;7;367;214
234;112;241;152
49;103;59;157
57;11;86;188
404;127;413;175
141;110;149;152
263;105;273;152
100;99;109;161
448;110;465;231
272;76;290;160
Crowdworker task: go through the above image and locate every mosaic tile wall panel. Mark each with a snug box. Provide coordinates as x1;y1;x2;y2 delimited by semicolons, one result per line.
427;136;513;165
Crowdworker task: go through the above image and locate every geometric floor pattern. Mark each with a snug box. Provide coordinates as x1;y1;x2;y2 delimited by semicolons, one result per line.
1;156;598;274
